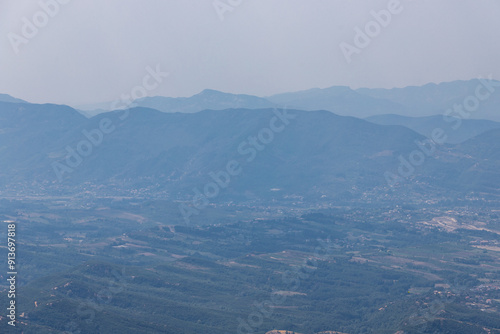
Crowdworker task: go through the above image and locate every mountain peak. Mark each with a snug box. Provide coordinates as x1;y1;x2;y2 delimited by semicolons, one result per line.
194;89;235;99
198;89;225;95
0;93;27;104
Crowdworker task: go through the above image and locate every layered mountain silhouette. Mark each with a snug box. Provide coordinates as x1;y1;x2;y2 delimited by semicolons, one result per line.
356;79;500;121
1;99;498;200
72;79;500;121
266;86;408;118
366;114;500;144
135;89;276;113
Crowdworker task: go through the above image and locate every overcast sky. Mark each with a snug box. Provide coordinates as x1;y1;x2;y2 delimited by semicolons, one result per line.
1;0;499;106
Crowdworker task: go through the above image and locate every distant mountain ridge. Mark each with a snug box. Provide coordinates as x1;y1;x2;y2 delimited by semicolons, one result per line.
67;78;500;121
0;100;499;200
356;78;500;121
266;79;500;121
134;89;276;113
77;89;276;116
365;114;500;144
266;86;408;118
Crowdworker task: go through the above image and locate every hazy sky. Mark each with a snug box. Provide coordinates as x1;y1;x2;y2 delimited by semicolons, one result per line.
1;0;499;106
